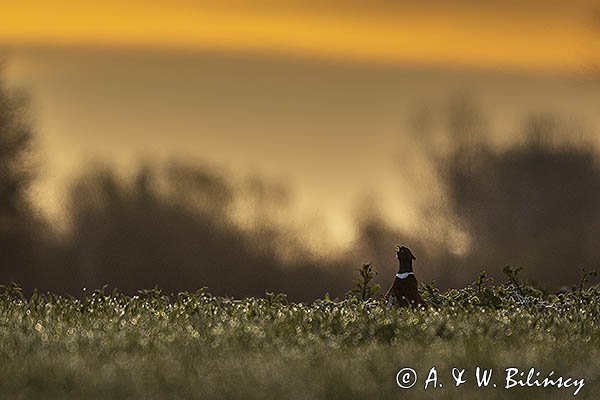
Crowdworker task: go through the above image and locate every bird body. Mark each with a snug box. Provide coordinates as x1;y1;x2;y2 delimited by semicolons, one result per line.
383;246;426;309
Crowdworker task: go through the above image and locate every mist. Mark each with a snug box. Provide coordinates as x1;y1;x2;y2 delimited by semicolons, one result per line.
2;66;600;299
357;101;600;290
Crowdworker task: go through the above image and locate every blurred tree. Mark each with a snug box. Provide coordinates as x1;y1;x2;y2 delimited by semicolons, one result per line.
0;72;41;286
66;162;350;300
439;115;600;287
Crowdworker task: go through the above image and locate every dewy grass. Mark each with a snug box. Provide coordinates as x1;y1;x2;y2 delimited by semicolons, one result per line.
0;278;598;399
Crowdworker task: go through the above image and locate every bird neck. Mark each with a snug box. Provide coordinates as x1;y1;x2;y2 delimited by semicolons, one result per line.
398;259;413;274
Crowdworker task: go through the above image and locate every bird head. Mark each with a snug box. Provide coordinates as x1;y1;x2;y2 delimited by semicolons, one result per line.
395;245;416;272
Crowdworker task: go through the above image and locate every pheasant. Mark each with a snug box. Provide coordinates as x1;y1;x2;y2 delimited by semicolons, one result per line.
383;245;427;309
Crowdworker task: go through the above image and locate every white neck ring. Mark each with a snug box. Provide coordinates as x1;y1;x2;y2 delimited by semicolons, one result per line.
396;272;414;280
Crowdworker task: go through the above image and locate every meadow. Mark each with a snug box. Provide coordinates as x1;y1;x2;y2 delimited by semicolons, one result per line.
0;269;598;400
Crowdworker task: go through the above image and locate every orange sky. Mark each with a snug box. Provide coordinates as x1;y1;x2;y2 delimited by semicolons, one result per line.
1;0;599;72
1;1;600;252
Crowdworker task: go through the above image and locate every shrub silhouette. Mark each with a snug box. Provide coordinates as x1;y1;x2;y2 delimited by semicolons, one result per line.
66;162;352;300
352;110;600;290
0;74;50;288
436;116;600;286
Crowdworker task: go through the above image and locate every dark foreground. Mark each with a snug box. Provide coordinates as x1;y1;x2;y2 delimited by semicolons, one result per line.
0;278;598;400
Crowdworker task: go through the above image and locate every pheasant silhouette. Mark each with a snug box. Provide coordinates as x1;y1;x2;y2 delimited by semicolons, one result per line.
383;245;427;309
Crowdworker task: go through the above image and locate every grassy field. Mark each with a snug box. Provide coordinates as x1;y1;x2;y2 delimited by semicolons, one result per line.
0;273;598;400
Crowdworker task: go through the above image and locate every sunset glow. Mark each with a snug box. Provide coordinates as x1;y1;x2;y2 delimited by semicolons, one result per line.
1;1;599;72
